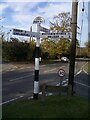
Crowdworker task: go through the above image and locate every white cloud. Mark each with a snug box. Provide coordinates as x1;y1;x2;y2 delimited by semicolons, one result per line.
0;2;39;27
3;2;37;13
1;2;72;31
36;2;72;25
2;0;90;3
12;14;33;24
2;0;46;2
0;3;8;16
11;2;72;30
12;12;40;31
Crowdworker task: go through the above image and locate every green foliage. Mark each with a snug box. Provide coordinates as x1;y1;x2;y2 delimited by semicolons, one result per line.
27;40;36;61
2;12;81;61
41;38;70;59
2;38;36;62
84;41;90;58
76;47;90;58
55;38;70;58
41;39;56;59
85;41;90;48
50;12;71;32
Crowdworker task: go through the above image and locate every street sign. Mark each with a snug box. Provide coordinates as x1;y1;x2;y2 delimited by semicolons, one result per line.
40;32;72;39
13;29;72;39
13;28;37;37
58;69;65;77
39;25;50;33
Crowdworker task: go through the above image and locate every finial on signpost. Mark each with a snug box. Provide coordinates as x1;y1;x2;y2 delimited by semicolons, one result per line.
33;16;45;24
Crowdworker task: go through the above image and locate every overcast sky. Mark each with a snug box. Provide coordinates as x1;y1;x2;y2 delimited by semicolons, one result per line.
0;0;89;46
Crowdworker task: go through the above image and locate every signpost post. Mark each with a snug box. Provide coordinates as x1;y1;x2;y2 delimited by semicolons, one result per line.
33;16;45;100
58;68;65;95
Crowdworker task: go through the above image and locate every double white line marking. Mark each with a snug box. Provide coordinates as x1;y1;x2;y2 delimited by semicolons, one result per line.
9;74;34;82
0;96;23;106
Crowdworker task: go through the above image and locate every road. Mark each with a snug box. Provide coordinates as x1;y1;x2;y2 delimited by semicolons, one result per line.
2;61;89;104
74;70;90;99
2;62;67;102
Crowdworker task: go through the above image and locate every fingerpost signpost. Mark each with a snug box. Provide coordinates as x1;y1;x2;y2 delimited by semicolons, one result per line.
13;17;72;100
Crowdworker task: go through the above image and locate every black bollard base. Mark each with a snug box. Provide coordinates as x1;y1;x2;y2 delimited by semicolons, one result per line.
33;93;38;100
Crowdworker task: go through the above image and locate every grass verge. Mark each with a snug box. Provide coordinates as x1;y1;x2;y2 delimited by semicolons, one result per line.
2;95;89;119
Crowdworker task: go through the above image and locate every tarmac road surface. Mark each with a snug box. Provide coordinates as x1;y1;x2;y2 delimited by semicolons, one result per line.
1;61;89;105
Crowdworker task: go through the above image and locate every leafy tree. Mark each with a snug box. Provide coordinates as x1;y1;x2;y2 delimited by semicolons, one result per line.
27;40;36;61
85;41;90;48
40;12;72;59
55;38;70;59
50;12;71;32
2;38;29;61
2;37;36;62
84;41;90;58
41;38;57;59
41;37;70;59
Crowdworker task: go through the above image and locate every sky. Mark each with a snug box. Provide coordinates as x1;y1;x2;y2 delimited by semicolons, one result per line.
88;1;90;41
0;0;89;47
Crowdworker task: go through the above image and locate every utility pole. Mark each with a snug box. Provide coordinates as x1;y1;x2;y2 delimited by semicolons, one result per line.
30;26;32;42
88;1;90;42
68;0;78;95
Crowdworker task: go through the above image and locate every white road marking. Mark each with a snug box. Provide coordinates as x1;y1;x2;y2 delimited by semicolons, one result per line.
28;96;33;99
81;62;88;70
52;64;57;66
9;74;33;82
75;70;82;76
19;68;24;70
74;69;89;88
59;66;66;68
56;79;90;88
0;96;23;105
75;62;88;76
74;81;90;88
40;65;46;67
83;69;88;75
44;68;57;73
43;65;67;73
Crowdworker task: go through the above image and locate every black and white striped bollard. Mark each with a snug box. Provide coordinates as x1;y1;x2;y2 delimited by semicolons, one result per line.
33;23;40;99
